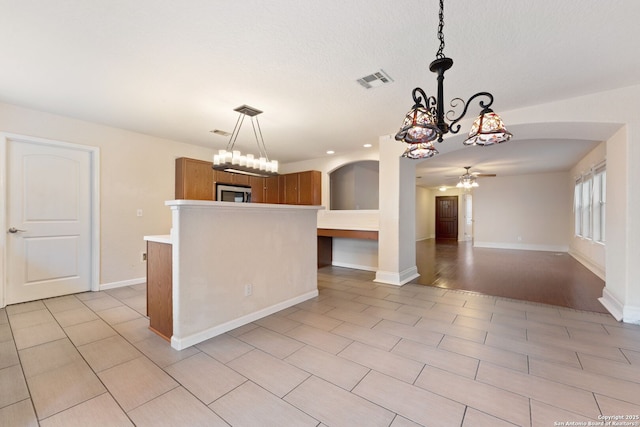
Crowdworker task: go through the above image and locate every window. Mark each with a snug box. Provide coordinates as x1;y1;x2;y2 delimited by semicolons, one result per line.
581;172;592;239
574;163;606;243
593;166;606;243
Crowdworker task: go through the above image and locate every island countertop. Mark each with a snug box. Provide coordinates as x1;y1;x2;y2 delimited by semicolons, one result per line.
143;234;172;244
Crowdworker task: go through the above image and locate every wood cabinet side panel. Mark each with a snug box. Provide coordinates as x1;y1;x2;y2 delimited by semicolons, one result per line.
147;241;173;340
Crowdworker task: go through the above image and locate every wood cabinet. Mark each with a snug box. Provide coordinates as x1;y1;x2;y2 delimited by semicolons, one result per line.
249;176;265;203
298;170;321;205
282;170;321;205
264;176;280;204
213;170;252;186
213;170;234;186
175;157;213;200
284;173;299;204
176;157;321;205
232;173;250;186
147;241;173;341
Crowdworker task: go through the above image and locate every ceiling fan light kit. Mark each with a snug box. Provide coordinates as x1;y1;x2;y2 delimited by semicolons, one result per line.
395;0;512;159
454;166;496;189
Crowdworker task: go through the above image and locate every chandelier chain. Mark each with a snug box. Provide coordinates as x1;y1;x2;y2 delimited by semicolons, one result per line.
436;0;445;59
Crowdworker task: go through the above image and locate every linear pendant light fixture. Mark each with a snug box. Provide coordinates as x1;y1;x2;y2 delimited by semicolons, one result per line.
395;0;513;159
213;105;279;177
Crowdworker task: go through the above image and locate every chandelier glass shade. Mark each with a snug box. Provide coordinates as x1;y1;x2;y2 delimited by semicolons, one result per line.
395;0;512;156
463;110;512;146
456;175;478;189
396;104;440;144
212;105;279;177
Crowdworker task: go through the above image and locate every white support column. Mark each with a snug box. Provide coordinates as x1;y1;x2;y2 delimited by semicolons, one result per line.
375;135;420;286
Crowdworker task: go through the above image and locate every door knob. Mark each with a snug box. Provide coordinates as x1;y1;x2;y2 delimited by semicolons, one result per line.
8;227;27;233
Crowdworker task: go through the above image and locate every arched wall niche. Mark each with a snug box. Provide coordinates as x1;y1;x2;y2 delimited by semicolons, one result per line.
329;160;379;210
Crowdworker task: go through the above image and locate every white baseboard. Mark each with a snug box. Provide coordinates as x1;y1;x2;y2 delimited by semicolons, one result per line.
100;277;146;291
623;305;640;325
374;266;420;286
568;250;605;280
598;288;623;321
473;242;569;252
170;289;319;350
331;261;377;272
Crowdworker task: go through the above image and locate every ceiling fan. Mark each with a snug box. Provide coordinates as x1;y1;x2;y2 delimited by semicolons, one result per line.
461;166;496;178
445;166;497;179
448;166;496;189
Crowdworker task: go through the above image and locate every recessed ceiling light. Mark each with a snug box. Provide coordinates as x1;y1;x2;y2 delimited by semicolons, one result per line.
326;150;335;155
363;143;372;148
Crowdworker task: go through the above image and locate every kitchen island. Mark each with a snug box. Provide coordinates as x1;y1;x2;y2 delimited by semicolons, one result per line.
145;200;322;350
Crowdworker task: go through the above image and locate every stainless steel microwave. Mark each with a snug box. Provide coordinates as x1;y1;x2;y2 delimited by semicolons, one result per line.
216;184;252;203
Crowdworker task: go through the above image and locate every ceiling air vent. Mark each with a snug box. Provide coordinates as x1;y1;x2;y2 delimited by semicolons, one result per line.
211;129;232;136
357;69;393;89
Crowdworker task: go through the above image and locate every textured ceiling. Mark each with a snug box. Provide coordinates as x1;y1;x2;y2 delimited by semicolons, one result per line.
1;1;638;185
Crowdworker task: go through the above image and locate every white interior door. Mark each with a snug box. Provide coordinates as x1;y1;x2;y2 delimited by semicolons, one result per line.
6;137;94;304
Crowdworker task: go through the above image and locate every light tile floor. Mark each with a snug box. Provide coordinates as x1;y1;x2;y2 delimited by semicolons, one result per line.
1;267;640;426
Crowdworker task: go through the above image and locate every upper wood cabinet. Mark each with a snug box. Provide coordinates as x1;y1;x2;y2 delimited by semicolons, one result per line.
213;170;234;186
298;170;321;205
213;170;251;186
176;157;320;205
264;176;280;204
175;157;213;200
284;173;299;204
249;176;265;203
280;170;321;205
232;173;250;186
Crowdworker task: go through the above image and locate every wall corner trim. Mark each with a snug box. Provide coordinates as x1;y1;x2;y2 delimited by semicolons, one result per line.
598;288;623;321
374;267;419;286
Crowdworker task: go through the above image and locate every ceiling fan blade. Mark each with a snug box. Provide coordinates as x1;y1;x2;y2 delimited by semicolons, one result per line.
473;173;496;177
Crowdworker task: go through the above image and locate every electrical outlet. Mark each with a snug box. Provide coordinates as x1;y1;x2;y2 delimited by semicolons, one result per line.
137;209;143;217
141;252;147;262
244;284;253;296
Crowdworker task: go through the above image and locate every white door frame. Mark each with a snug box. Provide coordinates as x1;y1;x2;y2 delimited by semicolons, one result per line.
0;132;100;308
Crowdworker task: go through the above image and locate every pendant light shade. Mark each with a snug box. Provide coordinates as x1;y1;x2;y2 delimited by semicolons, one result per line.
395;105;441;144
402;142;439;159
463;110;513;146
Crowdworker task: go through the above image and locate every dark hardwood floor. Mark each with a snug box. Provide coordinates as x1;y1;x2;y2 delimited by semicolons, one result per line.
413;239;607;313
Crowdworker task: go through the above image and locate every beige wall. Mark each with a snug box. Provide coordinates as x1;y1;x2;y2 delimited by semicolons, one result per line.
473;171;571;251
0;102;215;286
415;186;434;240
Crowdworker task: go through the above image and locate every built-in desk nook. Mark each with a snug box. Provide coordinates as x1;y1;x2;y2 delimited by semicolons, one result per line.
145;200;322;350
317;228;378;267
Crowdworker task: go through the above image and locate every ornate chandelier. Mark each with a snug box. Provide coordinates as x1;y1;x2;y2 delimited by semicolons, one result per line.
395;0;513;159
213;105;279;177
